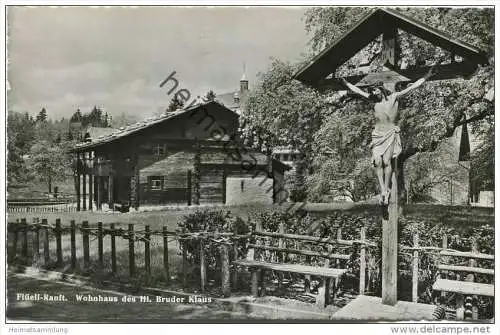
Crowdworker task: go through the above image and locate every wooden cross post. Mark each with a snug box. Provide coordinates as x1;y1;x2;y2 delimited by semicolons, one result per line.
357;77;403;304
382;157;399;305
381;27;401;306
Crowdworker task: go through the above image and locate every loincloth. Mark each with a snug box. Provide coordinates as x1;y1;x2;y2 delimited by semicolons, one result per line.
370;126;402;162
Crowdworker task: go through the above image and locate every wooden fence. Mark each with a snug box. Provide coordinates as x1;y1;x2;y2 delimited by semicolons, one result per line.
6;217;494;313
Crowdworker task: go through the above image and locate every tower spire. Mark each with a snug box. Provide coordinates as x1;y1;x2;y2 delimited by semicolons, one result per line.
240;61;248;92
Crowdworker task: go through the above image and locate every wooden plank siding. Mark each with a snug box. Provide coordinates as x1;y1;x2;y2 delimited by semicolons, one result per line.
71;102;291;209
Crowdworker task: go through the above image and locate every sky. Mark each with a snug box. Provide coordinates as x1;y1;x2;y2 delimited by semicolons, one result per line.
7;6;310;120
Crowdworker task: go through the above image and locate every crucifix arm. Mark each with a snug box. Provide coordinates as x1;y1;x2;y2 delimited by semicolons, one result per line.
394;60;440;99
393;77;426;99
340;78;370;99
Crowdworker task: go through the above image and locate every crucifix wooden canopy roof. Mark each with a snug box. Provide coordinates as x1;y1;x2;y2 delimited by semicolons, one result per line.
294;8;489;90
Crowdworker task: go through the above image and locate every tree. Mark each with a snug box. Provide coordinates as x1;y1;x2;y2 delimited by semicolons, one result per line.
166;96;185;112
103;112;110;127
70;109;83;123
241;9;493;203
7;111;36;183
34;117;55;142
239;59;327;200
205;90;216;102
28;141;68;193
309;104;379;201
66;130;74;141
303;8;494;201
36;107;48;123
405;138;470;203
7;130;24;183
240;59;324;161
470;114;494;195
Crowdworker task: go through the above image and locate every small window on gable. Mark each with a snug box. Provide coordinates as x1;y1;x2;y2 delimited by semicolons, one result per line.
154;144;167;157
149;176;163;191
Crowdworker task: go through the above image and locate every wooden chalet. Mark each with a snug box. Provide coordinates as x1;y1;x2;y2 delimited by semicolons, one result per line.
70;101;290;211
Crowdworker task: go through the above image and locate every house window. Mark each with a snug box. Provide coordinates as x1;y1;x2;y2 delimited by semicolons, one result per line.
154;144;167;157
149;176;163;191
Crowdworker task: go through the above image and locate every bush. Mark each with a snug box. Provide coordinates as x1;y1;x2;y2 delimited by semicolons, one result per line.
178;209;252;280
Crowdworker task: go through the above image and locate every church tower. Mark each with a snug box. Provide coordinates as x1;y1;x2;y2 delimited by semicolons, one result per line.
240;62;249;94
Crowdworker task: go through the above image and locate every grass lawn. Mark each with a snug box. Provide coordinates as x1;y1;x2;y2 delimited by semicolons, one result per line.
8;177;75;199
8;200;493;231
7;203;286;229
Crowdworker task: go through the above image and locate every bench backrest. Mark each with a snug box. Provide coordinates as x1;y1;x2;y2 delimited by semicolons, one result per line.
246;229;355;266
438;244;494;280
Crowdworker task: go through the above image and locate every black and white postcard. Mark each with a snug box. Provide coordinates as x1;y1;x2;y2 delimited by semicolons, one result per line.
2;2;497;333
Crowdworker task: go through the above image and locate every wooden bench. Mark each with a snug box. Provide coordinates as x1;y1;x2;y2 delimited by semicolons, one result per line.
234;259;347;307
433;279;494;297
233;224;372;307
432;238;494;320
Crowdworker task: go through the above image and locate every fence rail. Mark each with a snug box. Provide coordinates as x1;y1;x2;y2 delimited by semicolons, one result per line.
6;217;495;312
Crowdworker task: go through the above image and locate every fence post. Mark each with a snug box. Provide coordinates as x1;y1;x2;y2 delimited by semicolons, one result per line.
33;218;40;262
97;222;103;266
55;219;62;266
145;225;151;277
70;221;76;269
110;223;117;274
456;294;465;320
440;234;448;303
128;224;135;277
181;237;188;288
232;241;238;290
336;227;342;268
412;232;419;303
251;221;263;297
277;222;285;289
221;244;230;297
200;238;206;293
222;167;227;204
42;219;50;266
21;218;28;260
11;220;19;262
83;168;87;211
82;221;90;268
467;239;479;320
163;226;169;283
359;226;367;295
187;170;192;206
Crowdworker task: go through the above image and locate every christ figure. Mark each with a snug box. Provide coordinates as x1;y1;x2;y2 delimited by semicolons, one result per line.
340;65;438;205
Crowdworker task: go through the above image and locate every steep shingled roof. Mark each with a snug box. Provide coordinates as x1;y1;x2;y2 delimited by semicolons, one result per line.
84;126;117;140
71;100;236;152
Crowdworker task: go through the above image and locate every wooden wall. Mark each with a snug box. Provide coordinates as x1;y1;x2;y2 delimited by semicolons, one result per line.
83;104;285;207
